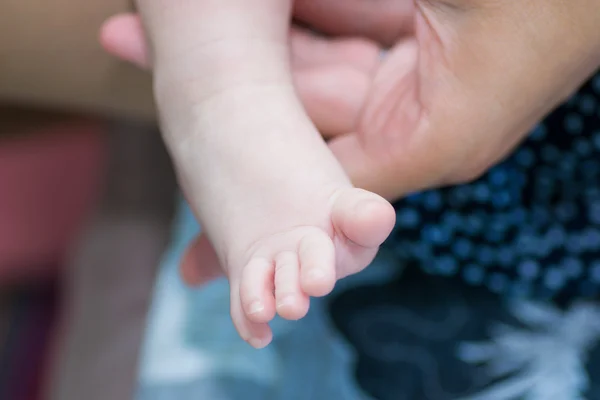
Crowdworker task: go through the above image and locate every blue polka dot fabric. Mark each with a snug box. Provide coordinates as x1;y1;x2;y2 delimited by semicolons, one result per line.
385;72;600;302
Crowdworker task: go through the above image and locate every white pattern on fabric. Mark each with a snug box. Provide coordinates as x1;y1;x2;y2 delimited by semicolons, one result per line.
457;301;600;400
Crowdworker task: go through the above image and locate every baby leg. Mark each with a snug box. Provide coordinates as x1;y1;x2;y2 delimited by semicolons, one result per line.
138;0;395;347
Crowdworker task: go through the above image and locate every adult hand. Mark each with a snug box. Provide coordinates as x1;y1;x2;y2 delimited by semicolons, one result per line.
101;0;600;284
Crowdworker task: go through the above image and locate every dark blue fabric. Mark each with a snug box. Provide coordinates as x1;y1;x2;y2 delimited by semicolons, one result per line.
328;72;600;400
382;73;600;301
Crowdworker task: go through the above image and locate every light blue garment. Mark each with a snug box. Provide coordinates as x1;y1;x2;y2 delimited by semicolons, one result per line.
136;197;400;400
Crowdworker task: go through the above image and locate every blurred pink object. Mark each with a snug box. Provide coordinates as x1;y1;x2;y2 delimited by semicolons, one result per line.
0;121;107;282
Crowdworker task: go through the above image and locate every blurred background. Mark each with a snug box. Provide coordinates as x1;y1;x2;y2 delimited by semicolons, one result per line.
0;107;176;399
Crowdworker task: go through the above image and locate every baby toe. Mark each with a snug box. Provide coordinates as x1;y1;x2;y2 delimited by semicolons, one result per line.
331;188;395;249
240;257;276;323
231;280;273;349
274;251;309;320
298;230;336;297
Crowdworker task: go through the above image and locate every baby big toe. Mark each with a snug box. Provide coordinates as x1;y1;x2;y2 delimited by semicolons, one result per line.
332;188;395;248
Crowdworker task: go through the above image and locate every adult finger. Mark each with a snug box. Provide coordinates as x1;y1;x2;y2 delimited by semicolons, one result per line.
100;15;382;72
100;14;375;136
330;1;600;202
294;0;414;45
179;234;223;286
290;28;379;136
290;28;379;73
100;14;150;69
295;66;369;137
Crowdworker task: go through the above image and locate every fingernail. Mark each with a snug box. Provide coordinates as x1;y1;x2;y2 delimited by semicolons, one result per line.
248;301;264;315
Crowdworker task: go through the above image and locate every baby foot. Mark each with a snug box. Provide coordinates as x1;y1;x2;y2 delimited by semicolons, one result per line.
226;187;395;349
136;0;395;350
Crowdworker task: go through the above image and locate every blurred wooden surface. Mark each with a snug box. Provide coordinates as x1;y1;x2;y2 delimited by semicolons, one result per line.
0;0;155;120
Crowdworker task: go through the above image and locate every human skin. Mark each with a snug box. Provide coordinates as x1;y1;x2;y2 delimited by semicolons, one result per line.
3;0;599;194
103;0;600;198
102;0;600;286
129;0;397;348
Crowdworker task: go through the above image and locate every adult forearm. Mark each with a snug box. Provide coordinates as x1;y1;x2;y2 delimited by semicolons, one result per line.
0;0;155;120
